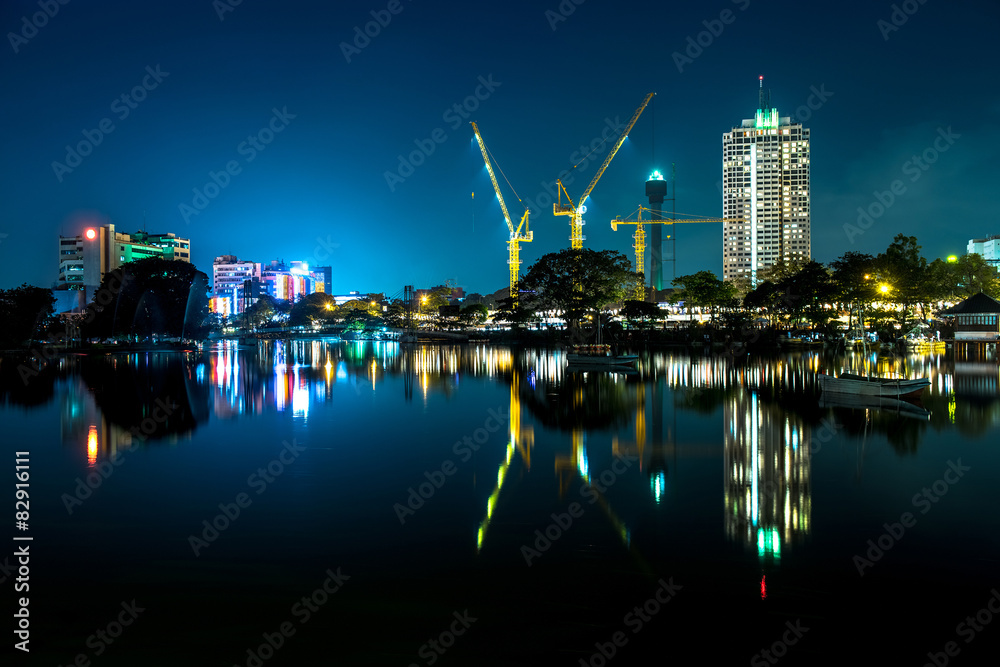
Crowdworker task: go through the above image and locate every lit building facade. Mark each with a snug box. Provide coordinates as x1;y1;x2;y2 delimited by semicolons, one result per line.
967;236;1000;270
58;223;191;291
722;79;810;283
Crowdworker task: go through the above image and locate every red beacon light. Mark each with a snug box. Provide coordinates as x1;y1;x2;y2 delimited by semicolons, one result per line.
85;228;96;240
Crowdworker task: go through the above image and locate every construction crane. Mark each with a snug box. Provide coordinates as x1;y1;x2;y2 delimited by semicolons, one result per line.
471;122;533;307
554;92;655;249
611;206;741;299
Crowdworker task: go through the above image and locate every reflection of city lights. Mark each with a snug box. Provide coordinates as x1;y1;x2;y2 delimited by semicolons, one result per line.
87;425;98;466
651;472;665;503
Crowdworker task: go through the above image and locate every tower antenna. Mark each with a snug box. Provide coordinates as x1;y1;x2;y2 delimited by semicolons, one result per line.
758;75;770;111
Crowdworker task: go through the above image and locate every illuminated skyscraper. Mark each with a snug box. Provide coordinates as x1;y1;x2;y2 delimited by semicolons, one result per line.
722;78;810;283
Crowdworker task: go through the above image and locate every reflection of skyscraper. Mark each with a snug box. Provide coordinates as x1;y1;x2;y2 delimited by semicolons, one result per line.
723;388;810;561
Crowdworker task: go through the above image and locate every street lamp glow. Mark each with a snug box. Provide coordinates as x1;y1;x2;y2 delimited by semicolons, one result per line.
947;255;957;263
880;284;889;294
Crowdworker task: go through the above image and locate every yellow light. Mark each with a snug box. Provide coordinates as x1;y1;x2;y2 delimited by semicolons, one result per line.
87;425;98;466
880;284;889;294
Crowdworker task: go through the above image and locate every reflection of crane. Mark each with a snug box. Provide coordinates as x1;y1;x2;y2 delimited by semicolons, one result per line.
471;122;532;307
554;93;655;250
611;206;741;297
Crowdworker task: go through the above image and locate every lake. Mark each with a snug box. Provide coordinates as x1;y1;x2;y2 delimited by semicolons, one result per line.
3;341;999;665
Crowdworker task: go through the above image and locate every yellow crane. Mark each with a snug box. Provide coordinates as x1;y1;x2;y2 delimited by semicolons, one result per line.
611;206;741;299
554;92;655;249
471;121;533;307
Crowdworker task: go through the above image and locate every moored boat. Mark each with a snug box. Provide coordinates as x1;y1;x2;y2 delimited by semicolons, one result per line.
817;372;929;398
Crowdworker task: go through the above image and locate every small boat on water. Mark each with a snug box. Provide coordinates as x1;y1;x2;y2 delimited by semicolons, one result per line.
565;344;638;367
817;372;930;398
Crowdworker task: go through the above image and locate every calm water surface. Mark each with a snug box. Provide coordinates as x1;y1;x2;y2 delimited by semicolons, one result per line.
3;341;999;665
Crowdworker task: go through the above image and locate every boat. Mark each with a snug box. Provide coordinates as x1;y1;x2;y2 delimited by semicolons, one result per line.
817;372;929;398
566;353;638;366
565;344;638;367
818;392;930;419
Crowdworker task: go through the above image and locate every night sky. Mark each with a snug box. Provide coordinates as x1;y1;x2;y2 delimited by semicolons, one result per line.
2;0;997;295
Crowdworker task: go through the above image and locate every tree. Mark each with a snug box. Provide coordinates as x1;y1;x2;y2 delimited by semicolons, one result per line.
670;271;730;323
829;251;878;333
520;248;640;336
743;280;781;327
876;233;927;332
950;253;1000;299
491;296;537;329
288;292;337;327
0;284;56;348
244;294;283;330
83;258;210;340
774;261;835;327
459;303;488;326
620;300;662;330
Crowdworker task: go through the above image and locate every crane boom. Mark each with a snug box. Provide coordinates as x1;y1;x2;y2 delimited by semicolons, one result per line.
579;92;654;211
470;122;532;307
554;92;655;249
471;121;514;236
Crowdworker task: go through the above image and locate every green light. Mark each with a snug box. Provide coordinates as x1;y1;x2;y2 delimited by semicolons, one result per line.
755;108;780;129
947;255;958;263
648;170;664;181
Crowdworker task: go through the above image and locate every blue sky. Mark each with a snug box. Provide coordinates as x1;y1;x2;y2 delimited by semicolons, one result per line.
1;0;997;295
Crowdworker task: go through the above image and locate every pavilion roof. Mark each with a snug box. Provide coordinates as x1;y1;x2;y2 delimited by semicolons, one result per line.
939;292;1000;315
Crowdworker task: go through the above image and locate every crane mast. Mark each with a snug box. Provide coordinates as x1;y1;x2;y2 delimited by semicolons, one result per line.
554;92;655;249
471;122;532;307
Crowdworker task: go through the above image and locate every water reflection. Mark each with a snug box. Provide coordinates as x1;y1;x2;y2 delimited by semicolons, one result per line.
724;388;811;562
23;341;1000;549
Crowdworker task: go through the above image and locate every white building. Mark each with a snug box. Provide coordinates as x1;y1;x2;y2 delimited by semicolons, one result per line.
58;223;191;291
722;79;810;283
967;236;1000;270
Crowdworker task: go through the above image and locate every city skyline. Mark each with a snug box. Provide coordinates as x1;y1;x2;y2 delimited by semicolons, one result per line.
2;0;997;295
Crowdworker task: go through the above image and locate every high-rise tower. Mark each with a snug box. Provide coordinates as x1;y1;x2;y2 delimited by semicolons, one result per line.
722;77;810;283
645;171;668;292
